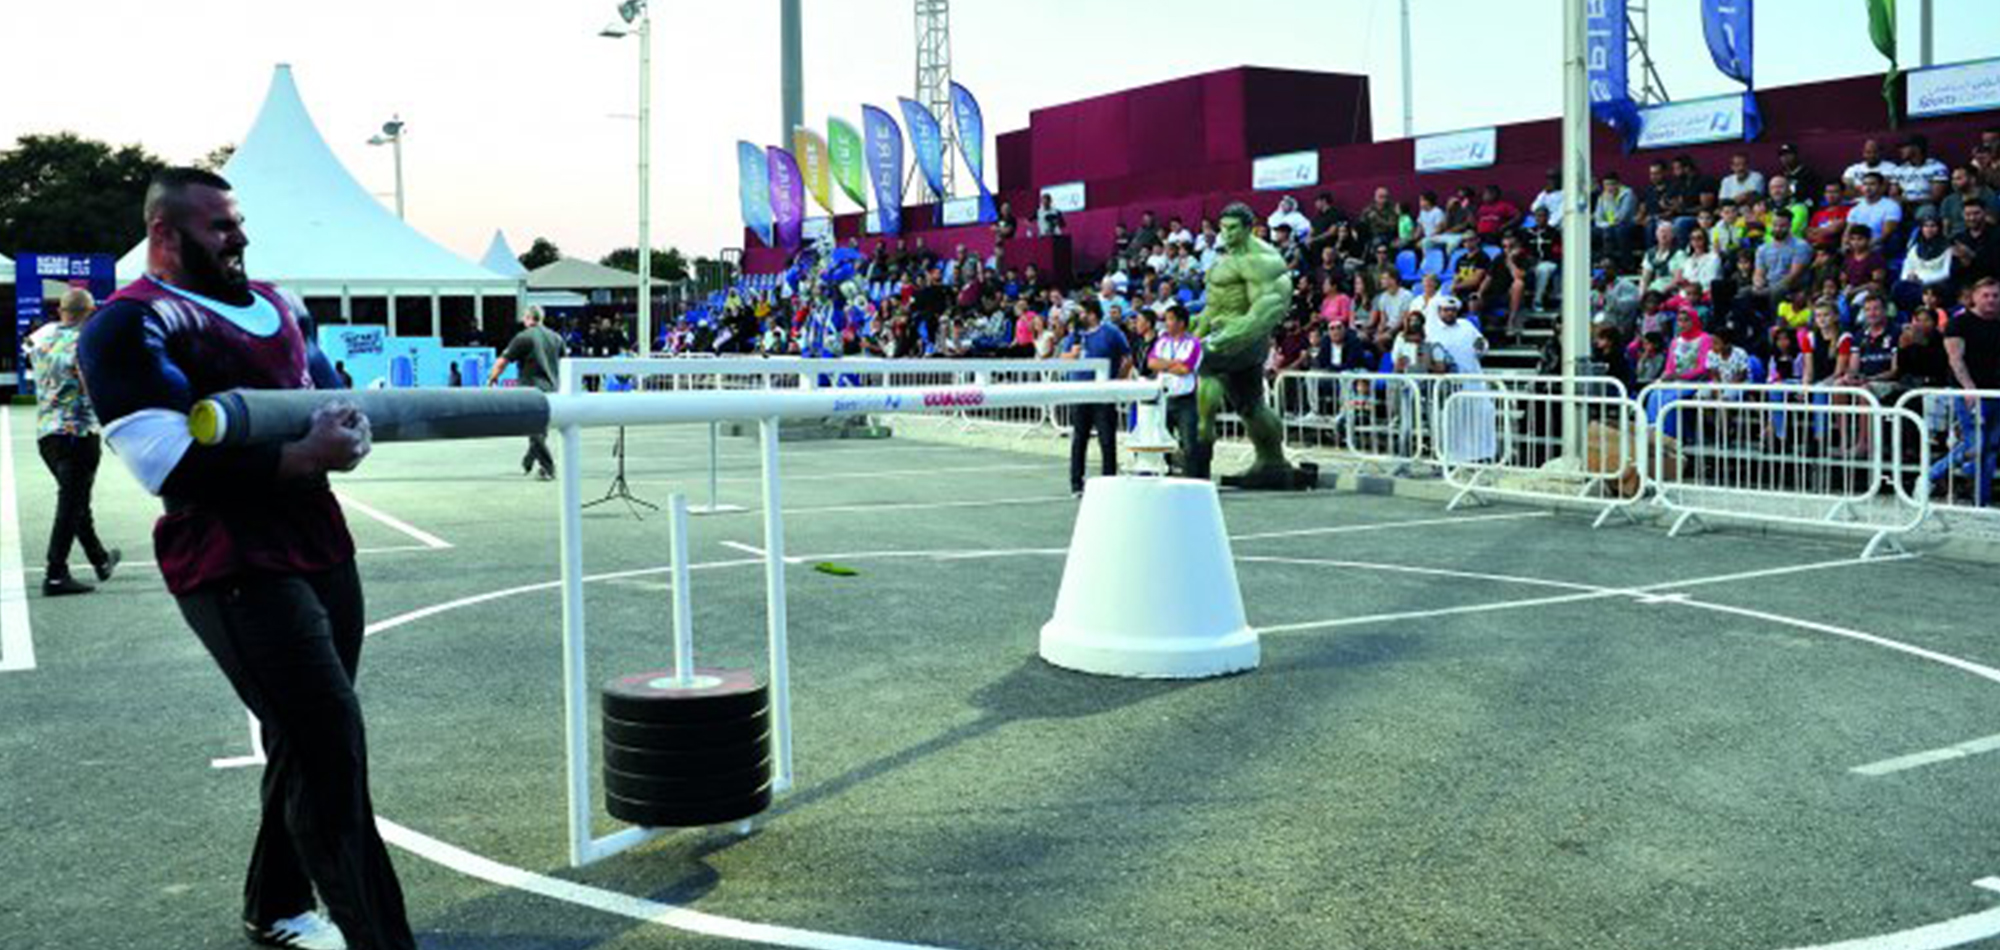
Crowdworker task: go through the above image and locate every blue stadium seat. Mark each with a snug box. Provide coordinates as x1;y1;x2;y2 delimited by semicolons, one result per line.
1483;245;1502;260
1420;248;1446;278
1396;249;1420;284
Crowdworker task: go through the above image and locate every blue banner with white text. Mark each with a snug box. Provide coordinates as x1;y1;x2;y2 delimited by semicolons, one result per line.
899;97;948;207
739;141;775;247
14;253;115;397
1587;0;1641;144
1700;0;1763;141
948;82;997;224
863;105;904;235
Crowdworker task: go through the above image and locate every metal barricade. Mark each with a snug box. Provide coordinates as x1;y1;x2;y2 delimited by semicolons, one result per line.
1648;393;1927;558
1436;386;1645;525
1277;371;1430;472
1894;387;2000;534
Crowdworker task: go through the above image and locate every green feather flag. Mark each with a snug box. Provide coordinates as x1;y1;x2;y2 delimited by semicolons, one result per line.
1867;0;1900;128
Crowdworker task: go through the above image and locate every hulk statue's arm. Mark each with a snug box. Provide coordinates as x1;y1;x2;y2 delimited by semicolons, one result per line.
1204;249;1292;358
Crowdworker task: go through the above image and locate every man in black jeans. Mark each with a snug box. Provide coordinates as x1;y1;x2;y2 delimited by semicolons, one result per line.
1065;299;1131;494
80;167;408;950
27;288;120;595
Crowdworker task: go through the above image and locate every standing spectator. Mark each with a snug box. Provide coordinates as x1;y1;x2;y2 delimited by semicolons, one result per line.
1842;139;1896;193
1718;152;1767;204
1358;186;1403;249
1847;172;1904;249
28;289;120;596
1474;184;1520;242
1429;296;1497;462
1889;137;1950;200
487;306;565;480
1036;193;1066;237
1776;143;1825;206
1063;299;1129;494
1530;169;1565;226
1937;278;2000;505
1953;203;2000;286
1594;172;1641;264
1147;303;1205;477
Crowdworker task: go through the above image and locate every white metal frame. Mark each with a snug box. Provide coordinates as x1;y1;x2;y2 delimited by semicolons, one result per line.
551;375;1157;866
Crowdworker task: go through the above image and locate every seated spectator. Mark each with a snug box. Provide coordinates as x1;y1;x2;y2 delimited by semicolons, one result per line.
1898;216;1955;308
1318;318;1376;371
1329;221;1365;272
1450;232;1490;302
1640;223;1682;296
1710;332;1754;387
1806;180;1854;250
1801;301;1853;386
1777;285;1815;332
1840;225;1889;309
1848;172;1904;249
1911;177;1953;227
1359;186;1404;249
1475;184;1521;241
1165;216;1194;247
1410;272;1446;335
1318;275;1356;327
1369;269;1416;351
1842;138;1896;194
1671;154;1715;229
1954;202;2000;285
1634;332;1668;386
1273;226;1304;272
1711;202;1746;257
1307;193;1345;255
1146;241;1172;276
1391;320;1434;374
1593;325;1636;392
1524;207;1562;310
1889;136;1949;201
1594;172;1642;264
1750;214;1813;312
1768;322;1807;383
1776;142;1825;205
1415;191;1453;253
1269;196;1313;243
1661;308;1715;383
1944;166;1999;237
1132;210;1162;253
1767;175;1812;238
1851;295;1900;392
1437;188;1475;251
1498;232;1539;331
1718;151;1766;204
1193;218;1219;255
1531;169;1564;226
1640;160;1680;231
1673;227;1721;302
1886;303;1950;392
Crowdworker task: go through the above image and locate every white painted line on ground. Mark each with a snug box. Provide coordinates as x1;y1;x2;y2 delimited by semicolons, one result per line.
717;462;1051;484
0;406;35;673
1680;598;2000;687
1230;510;1550;542
376;817;959;950
720;540;805;565
1850;733;2000;777
335;492;453;549
1977;878;2000;895
1778;899;2000;950
782;495;1074;517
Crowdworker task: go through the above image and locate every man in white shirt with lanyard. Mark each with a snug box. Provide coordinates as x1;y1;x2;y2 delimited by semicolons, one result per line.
1147;303;1206;478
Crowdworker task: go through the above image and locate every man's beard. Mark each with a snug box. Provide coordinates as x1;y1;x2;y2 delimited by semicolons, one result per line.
176;226;250;303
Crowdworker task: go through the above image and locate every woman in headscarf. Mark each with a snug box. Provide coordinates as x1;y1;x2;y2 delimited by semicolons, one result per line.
1896;214;1955;311
1646;306;1716;438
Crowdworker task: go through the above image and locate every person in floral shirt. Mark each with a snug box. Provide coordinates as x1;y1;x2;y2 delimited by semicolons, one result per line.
27;288;120;595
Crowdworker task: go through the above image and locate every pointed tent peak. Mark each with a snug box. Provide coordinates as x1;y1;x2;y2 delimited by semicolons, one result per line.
481;230;527;277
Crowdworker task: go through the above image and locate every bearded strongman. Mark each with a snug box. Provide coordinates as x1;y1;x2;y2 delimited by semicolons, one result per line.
78;168;409;950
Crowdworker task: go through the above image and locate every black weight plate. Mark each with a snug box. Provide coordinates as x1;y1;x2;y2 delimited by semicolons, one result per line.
604;760;770;802
602;668;767;724
602;709;769;751
604;735;769;776
607;785;773;827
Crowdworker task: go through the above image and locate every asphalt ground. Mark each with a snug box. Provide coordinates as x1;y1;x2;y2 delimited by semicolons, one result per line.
4;410;1999;950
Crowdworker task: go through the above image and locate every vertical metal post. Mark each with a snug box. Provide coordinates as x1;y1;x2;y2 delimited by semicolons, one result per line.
668;493;695;685
637;12;654;358
556;369;592;867
758;417;794;792
1561;0;1593;461
781;0;804;148
1399;0;1415;138
1920;0;1935;67
391;127;405;220
707;421;721;511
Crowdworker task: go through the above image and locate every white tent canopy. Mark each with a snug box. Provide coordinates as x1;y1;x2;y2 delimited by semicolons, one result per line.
116;65;519;332
480;230;528;278
527;257;642;292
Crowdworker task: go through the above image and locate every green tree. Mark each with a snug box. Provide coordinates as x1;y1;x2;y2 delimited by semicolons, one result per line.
598;246;689;283
0;132;167;256
196;143;236;172
518;236;562;271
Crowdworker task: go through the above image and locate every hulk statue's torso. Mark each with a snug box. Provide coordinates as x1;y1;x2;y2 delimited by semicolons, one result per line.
1194;235;1291;375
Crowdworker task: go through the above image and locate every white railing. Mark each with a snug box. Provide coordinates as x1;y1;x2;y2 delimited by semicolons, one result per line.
1438;388;1646;526
1278;371;1430;472
1895;387;2000;532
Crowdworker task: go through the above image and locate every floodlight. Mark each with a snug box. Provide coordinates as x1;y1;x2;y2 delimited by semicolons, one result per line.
617;0;647;24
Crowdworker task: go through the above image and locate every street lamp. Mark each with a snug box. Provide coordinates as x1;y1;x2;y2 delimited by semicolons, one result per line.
600;0;654;357
366;116;407;220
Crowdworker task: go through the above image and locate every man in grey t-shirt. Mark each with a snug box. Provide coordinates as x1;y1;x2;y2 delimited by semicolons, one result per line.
1751;216;1812;310
487;305;567;478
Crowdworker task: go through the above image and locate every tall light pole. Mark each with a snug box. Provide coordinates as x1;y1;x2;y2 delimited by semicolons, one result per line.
366;116;406;220
781;0;803;149
1399;0;1415;138
602;0;655;357
1561;0;1593;459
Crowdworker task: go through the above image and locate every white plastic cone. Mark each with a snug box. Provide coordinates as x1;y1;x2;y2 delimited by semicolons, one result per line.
1039;476;1258;678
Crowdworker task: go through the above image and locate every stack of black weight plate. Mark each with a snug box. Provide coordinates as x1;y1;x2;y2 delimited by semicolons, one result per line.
601;667;772;826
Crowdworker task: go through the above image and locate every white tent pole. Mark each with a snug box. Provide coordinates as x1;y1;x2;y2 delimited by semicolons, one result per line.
637;10;654;358
1560;0;1592;460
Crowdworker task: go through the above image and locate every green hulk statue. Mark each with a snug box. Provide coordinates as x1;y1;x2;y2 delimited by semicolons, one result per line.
1189;202;1318;489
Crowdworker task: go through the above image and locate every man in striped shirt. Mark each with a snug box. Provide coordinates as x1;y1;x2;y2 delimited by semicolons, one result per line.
1147;304;1205;478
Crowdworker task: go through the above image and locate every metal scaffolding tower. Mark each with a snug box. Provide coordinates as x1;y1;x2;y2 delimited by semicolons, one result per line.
913;0;956;202
1625;0;1671;106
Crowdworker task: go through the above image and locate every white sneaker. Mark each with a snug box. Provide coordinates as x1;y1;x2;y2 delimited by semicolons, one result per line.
245;911;348;950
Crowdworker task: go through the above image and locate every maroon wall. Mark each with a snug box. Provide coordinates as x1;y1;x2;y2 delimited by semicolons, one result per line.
745;70;1996;275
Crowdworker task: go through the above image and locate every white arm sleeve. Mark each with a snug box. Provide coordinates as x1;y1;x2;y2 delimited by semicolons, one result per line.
102;408;194;497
